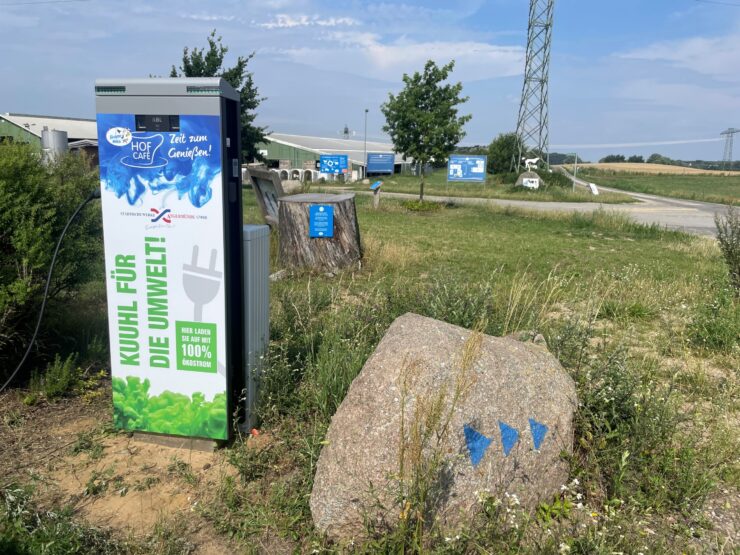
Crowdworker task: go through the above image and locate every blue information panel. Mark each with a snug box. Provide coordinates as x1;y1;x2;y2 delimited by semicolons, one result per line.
319;154;349;175
309;205;334;238
366;152;394;174
447;155;487;182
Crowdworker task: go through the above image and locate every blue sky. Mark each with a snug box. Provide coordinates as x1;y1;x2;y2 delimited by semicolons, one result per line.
2;0;740;161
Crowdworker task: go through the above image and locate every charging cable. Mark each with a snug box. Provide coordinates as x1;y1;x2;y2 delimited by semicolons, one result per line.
0;188;101;395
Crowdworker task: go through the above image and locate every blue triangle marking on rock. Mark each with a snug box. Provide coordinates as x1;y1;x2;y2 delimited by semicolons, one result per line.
464;424;493;467
498;421;520;456
529;418;548;450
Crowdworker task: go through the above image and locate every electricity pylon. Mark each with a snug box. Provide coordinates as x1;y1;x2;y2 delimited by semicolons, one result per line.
515;0;555;172
721;128;739;171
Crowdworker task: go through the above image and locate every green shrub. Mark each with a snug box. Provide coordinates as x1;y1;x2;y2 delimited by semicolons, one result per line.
28;353;81;400
600;299;656;321
401;200;443;212
496;171;520;185
536;169;572;189
0;143;102;377
565;338;717;513
689;281;739;353
715;205;740;294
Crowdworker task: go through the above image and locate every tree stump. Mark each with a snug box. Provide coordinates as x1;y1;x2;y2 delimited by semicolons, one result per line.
278;193;362;271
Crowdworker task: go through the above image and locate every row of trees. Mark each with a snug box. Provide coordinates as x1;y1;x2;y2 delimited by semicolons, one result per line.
599;154;672;164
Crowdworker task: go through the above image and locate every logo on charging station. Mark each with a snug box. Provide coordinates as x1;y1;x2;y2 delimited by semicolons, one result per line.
150;208;172;224
106;127;132;146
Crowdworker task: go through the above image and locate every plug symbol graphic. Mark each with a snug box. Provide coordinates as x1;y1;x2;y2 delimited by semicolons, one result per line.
182;245;222;322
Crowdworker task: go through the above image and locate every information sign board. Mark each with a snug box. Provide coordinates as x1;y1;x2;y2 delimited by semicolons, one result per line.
319;154;348;174
367;153;394;174
447;155;487;182
309;205;334;237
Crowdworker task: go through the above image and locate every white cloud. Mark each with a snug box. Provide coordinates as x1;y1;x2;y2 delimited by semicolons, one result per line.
181;13;237;22
251;0;304;8
265;31;523;82
619;33;740;82
255;14;360;29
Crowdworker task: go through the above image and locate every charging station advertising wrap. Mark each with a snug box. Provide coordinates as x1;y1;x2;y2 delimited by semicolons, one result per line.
97;113;228;440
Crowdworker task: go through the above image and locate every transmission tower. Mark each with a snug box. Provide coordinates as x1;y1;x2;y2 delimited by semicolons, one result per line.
721;128;739;171
515;0;555;172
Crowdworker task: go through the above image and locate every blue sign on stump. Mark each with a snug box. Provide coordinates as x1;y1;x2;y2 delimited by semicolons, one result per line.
319;154;349;174
309;205;334;238
367;152;394;174
447;155;487;182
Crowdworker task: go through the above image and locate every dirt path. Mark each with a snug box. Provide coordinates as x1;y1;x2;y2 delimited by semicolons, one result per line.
0;387;241;554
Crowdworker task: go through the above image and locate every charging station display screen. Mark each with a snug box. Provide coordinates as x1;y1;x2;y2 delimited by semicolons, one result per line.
97;113;229;440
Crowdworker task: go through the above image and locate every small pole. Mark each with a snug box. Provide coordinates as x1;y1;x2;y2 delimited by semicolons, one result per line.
371;180;382;209
363;108;368;179
571;152;578;192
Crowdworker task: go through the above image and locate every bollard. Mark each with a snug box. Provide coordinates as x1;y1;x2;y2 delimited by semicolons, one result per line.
370;180;383;210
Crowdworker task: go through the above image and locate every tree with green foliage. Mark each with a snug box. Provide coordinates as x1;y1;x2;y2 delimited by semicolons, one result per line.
381;60;471;201
600;154;626;163
548;152;571;166
170;30;267;163
487;132;519;174
0;144;102;374
627;155;645;163
647;153;673;165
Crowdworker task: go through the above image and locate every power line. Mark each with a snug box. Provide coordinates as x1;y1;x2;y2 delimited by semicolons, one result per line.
551;137;723;149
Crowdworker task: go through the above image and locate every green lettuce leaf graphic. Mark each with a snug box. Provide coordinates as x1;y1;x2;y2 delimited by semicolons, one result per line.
112;376;227;440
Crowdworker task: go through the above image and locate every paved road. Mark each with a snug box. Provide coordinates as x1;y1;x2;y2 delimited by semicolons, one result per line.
561;168;730;236
350;173;730;237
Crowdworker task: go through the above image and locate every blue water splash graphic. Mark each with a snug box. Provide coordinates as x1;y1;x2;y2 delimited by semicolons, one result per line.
464;424;492;467
498;421;520;456
529;418;548;450
98;114;221;209
104;155;219;208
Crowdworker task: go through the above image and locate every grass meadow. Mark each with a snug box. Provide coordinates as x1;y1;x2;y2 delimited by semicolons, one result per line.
576;169;740;205
330;170;634;204
1;193;737;553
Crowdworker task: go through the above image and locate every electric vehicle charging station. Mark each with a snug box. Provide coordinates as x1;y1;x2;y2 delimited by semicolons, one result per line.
95;78;265;442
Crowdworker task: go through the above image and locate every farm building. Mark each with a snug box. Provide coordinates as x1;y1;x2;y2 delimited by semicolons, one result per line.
0;113;97;146
0;113;98;161
258;133;410;177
